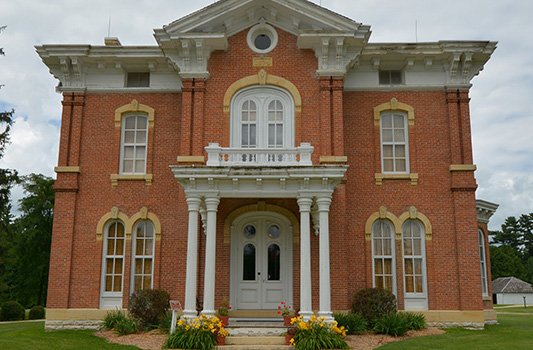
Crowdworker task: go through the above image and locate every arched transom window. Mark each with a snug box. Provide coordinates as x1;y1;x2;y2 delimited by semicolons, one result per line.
231;87;294;149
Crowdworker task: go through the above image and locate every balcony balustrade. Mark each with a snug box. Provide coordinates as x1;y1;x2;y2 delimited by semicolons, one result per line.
205;143;314;167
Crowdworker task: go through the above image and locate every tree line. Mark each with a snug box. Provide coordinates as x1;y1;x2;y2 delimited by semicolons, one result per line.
490;213;533;285
0;26;54;308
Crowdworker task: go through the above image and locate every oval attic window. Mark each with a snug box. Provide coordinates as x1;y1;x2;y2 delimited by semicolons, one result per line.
247;23;278;54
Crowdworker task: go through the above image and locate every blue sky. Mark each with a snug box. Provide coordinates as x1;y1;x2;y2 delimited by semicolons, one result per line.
0;0;531;229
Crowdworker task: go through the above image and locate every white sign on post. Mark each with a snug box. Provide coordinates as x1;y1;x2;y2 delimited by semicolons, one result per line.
169;300;182;334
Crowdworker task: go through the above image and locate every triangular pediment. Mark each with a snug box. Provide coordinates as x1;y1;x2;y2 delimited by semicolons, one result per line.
155;0;369;41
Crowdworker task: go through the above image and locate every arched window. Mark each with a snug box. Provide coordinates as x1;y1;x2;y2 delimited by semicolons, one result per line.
402;220;427;310
380;112;409;173
131;220;155;292
120;115;148;174
372;220;396;294
100;221;126;308
231;87;294;149
478;229;489;296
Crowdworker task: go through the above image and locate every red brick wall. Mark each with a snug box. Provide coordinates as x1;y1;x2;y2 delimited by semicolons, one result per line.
47;27;485;313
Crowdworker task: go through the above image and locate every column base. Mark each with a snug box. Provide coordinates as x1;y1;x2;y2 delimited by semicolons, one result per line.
317;311;334;321
200;309;216;317
182;310;198;319
299;310;314;320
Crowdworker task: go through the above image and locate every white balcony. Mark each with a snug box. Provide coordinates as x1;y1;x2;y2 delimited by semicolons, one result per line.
205;143;314;167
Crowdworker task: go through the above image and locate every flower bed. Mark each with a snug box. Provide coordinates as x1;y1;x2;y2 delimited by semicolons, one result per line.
165;314;228;350
290;315;349;350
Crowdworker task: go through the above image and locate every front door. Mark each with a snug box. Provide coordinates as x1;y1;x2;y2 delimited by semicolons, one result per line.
231;213;292;310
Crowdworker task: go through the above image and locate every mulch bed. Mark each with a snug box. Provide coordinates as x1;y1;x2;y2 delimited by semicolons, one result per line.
96;327;444;350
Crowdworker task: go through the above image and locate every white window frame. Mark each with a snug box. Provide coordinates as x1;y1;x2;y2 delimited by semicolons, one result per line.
131;220;156;292
371;220;397;295
402;220;428;310
120;114;148;175
230;87;294;149
380;112;409;174
100;221;126;308
478;229;489;297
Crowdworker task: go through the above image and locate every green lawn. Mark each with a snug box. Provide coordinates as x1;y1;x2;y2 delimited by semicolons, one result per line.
377;314;533;349
0;321;139;350
494;306;533;313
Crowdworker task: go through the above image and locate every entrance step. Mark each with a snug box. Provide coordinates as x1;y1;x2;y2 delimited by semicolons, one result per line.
217;346;291;350
227;327;286;336
226;336;286;346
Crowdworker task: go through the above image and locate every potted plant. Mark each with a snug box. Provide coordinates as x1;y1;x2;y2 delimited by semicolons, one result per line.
217;299;231;326
216;326;229;345
285;326;297;345
277;301;294;326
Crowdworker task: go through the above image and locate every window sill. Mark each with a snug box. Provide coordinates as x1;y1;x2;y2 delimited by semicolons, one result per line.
375;173;418;186
110;174;153;187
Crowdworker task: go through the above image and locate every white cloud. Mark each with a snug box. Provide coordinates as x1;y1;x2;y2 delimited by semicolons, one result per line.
0;0;532;231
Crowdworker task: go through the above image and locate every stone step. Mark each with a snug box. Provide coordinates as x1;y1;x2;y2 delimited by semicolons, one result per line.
217;346;291;350
226;336;286;346
228;327;286;336
228;319;286;328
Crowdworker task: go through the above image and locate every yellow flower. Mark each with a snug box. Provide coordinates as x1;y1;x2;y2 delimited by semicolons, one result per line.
289;338;295;345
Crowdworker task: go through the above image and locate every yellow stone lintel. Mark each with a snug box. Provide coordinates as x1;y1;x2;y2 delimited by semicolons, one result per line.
55;166;80;173
110;174;153;187
253;57;273;67
319;156;348;164
176;155;206;164
375;173;419;186
450;164;477;172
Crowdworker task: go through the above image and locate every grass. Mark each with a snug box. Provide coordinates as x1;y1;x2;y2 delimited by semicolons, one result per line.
493;306;533;313
377;314;533;349
0;321;139;350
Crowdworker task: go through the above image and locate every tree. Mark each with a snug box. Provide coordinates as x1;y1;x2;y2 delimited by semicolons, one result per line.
11;174;54;307
0;25;19;303
489;245;526;281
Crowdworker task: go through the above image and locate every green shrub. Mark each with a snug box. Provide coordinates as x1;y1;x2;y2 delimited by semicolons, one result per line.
159;310;173;333
28;305;46;320
351;288;397;326
103;309;128;330
0;301;25;321
373;313;409;337
402;312;426;331
114;316;138;336
128;289;170;329
333;312;367;335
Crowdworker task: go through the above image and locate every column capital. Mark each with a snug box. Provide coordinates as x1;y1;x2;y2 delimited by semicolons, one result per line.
186;196;202;211
297;196;313;212
316;197;332;212
204;196;221;211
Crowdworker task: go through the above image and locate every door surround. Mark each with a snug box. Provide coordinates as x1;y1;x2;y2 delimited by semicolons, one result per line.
230;211;294;310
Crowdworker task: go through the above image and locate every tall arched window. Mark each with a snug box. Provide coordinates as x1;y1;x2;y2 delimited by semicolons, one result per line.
131;220;155;292
231;87;294;149
372;220;396;294
120;114;148;174
478;229;489;296
402;220;427;310
380;112;409;173
100;221;126;308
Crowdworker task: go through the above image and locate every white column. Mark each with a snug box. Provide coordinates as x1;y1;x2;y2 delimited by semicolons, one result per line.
183;196;201;319
316;196;333;321
201;196;220;316
297;196;313;319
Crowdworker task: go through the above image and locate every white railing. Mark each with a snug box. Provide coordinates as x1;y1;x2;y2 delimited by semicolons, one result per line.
205;143;314;167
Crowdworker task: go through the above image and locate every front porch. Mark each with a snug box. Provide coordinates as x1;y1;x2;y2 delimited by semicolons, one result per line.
171;148;348;321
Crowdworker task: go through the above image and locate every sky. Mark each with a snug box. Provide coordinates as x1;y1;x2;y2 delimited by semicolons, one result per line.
0;0;531;230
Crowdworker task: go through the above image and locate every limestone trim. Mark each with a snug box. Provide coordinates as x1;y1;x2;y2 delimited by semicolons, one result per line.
373;98;415;127
364;206;402;240
398;206;433;241
223;70;302;114
96;207;130;241
223;202;300;244
319;156;348;164
375;173;419;185
110;174;153;187
114;99;155;128
128;207;162;241
54;166;80;173
449;164;477;172
177;156;206;164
